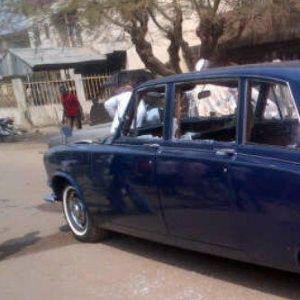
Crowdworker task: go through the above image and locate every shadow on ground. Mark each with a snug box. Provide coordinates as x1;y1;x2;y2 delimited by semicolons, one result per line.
0;231;41;261
2;200;300;299
0;226;74;262
35;203;62;213
103;233;300;300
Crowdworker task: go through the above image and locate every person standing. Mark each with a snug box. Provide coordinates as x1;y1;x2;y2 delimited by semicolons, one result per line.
104;85;133;134
60;86;83;129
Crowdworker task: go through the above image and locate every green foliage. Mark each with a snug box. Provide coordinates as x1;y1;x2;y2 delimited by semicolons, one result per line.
3;0;54;16
2;0;299;74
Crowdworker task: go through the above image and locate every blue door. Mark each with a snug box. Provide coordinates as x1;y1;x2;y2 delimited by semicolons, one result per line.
157;141;239;248
157;79;241;248
91;84;169;235
228;78;300;270
229;146;300;269
91;140;167;234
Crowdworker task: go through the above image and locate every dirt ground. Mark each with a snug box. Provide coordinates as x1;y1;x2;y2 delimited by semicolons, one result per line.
1;139;300;300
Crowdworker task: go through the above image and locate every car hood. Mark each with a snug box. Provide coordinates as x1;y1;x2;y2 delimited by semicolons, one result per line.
48;123;112;148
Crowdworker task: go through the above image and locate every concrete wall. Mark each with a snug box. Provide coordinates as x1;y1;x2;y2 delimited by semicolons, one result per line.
1;77;92;128
27;101;91;127
0;107;19;122
0;103;91;128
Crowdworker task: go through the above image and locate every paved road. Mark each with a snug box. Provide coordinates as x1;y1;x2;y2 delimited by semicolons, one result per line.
1;141;300;300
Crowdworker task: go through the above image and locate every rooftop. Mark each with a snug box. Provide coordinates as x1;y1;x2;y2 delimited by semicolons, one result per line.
7;47;106;70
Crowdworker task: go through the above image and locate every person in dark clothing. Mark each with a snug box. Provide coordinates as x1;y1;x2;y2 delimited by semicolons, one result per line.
60;86;83;129
89;97;111;126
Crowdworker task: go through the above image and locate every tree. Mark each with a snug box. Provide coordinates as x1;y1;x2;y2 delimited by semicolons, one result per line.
62;0;209;75
59;0;298;73
5;0;299;75
190;0;298;65
83;0;185;76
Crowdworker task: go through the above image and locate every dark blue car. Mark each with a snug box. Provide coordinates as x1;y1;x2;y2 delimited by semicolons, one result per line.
44;63;300;273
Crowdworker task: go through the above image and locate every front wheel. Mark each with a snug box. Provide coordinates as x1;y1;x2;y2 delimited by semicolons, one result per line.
62;185;107;242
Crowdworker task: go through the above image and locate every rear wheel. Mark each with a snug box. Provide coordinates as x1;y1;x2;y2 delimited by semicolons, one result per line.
62;185;107;242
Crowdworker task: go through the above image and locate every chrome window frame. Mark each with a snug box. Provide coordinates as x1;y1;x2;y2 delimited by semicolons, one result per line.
242;76;300;149
117;83;168;142
170;77;241;146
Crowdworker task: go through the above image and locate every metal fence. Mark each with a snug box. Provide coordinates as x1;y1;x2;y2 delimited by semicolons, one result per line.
24;75;112;106
22;75;113;126
0;83;17;108
24;79;76;106
82;75;113;101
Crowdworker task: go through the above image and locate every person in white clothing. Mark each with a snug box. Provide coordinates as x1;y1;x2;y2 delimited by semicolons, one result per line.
104;85;133;134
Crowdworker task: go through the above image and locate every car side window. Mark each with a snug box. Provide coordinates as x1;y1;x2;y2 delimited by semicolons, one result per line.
173;80;239;143
246;80;300;148
122;86;166;139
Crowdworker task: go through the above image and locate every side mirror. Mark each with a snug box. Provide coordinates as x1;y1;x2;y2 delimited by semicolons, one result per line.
198;90;211;100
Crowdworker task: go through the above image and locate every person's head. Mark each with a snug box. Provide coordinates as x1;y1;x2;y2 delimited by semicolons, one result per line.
59;85;68;95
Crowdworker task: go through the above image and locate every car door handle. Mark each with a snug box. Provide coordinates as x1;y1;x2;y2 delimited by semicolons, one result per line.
215;148;236;157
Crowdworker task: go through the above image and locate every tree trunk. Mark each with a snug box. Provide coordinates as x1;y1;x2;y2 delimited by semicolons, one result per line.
167;34;182;73
196;16;225;61
131;32;175;76
129;11;175;76
181;40;197;71
166;3;183;73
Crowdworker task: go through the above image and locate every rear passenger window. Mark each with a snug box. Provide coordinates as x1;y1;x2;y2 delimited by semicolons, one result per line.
173;80;239;143
246;80;300;148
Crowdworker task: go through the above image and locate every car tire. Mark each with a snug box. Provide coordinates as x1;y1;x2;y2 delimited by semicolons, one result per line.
62;185;107;242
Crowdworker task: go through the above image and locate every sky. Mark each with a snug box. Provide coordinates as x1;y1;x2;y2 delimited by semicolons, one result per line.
0;10;31;36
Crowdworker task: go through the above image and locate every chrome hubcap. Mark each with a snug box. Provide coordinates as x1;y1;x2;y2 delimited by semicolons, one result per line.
66;188;87;232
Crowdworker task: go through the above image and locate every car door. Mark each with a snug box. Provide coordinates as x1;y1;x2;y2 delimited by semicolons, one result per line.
157;78;241;248
91;85;168;235
229;78;300;269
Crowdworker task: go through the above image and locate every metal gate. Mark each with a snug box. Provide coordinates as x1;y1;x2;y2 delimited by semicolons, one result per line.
82;75;113;101
24;79;76;126
24;75;113;126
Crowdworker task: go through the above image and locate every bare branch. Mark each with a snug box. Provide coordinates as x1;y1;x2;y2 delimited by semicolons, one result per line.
152;1;173;22
102;12;132;33
147;7;169;34
213;0;221;14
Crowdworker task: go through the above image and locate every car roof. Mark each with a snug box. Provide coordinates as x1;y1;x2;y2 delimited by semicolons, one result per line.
139;61;300;88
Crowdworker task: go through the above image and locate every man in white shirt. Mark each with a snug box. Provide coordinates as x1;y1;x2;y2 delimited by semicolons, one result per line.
136;96;161;128
104;85;133;134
